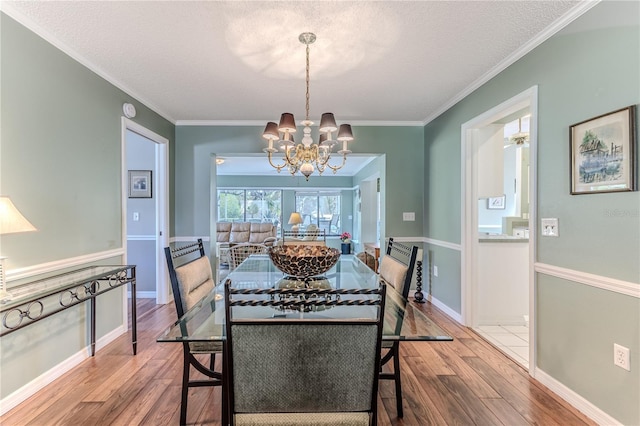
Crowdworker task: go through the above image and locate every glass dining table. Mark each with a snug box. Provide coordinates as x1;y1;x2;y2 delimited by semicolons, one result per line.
157;254;452;344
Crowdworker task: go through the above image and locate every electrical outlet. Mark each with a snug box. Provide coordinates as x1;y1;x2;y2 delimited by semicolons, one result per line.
614;343;630;371
133;212;140;222
433;265;439;277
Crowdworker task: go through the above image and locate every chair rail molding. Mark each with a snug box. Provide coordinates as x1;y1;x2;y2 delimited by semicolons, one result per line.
422;237;462;251
6;248;125;282
126;234;156;241
171;236;211;243
535;262;640;298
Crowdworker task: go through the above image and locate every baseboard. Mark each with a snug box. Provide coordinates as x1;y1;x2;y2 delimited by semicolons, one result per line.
0;325;126;416
428;294;463;323
129;291;156;299
535;368;622;426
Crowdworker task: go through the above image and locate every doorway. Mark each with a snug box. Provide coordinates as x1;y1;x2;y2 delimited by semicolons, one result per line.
461;87;537;372
122;118;170;305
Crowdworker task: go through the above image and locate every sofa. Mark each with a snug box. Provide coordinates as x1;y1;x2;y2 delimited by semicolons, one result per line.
216;222;277;268
216;222;277;245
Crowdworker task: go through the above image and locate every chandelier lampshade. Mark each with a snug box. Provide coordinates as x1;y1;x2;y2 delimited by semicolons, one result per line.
262;33;355;181
278;113;297;135
319;113;338;133
263;122;280;141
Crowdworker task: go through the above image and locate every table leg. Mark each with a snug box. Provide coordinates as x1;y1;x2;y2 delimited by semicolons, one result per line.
131;268;137;355
222;341;229;425
90;295;96;356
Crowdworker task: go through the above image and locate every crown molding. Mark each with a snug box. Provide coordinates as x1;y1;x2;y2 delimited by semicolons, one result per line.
176;119;424;127
422;0;601;125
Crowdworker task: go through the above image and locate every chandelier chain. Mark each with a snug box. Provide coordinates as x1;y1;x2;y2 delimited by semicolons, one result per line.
305;42;310;122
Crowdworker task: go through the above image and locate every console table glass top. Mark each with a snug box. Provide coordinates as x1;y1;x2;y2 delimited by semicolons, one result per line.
1;265;137;355
158;255;451;343
1;265;132;311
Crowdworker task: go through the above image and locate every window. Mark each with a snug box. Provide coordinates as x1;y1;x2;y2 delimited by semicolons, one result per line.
295;192;341;235
218;189;282;229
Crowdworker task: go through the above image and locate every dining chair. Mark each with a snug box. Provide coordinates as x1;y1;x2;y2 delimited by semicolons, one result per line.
228;243;268;271
164;239;224;425
224;281;387;426
377;237;419;418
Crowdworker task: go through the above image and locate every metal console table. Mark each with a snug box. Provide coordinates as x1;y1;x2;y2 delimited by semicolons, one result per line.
0;265;137;356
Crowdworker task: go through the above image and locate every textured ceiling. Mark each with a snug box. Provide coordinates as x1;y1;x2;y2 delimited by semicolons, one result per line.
2;0;587;125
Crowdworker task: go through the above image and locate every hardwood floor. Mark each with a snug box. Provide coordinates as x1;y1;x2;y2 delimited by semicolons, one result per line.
1;298;596;426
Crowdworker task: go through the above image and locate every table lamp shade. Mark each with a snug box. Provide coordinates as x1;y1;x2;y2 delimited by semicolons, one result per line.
288;212;303;225
0;197;37;235
0;196;37;302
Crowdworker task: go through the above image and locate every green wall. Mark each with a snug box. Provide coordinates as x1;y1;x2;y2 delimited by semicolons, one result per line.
0;13;173;400
423;3;639;424
174;125;423;239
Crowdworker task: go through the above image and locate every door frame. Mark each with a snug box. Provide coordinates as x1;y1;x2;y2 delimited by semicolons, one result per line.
121;117;170;306
460;86;538;374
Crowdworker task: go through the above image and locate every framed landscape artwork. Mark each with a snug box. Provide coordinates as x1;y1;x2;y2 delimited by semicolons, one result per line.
128;170;152;198
570;105;636;195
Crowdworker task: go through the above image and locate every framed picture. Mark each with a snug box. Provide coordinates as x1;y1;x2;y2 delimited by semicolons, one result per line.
487;195;505;210
128;170;152;198
570;105;636;195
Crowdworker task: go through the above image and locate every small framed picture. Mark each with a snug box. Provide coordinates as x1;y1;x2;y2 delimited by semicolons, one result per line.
128;170;152;198
487;195;505;210
570;105;636;195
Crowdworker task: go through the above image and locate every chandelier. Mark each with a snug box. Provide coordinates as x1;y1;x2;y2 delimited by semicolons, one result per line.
509;116;530;146
262;32;354;181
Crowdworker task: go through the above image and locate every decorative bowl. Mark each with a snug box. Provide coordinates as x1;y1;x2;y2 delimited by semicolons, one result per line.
268;245;341;278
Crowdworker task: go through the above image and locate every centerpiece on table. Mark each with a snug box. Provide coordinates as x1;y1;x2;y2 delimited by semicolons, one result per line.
268;244;340;279
340;232;351;255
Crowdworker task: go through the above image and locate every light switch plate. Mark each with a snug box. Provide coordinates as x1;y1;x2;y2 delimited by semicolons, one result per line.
541;218;558;236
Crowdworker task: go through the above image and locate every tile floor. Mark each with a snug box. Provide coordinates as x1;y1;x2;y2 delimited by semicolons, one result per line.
475;325;530;369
